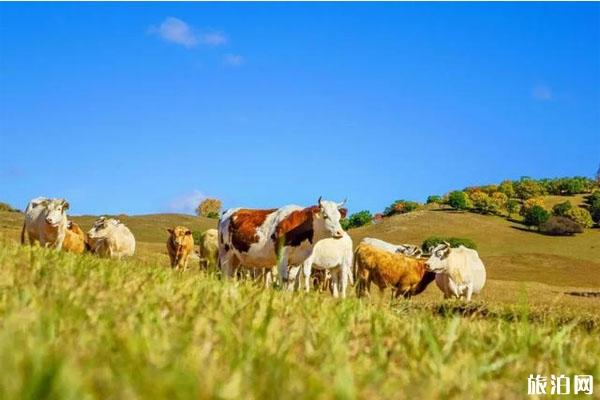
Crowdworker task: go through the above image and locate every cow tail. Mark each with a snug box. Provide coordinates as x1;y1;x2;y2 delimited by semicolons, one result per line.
20;223;26;245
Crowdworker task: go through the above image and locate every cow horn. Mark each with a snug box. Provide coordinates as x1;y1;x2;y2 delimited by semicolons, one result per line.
443;241;451;247
337;198;347;208
318;196;323;208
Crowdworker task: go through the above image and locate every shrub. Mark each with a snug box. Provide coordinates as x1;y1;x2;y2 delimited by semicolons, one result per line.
584;191;600;224
522;205;550;228
552;201;572;217
383;200;420;216
341;210;372;230
539;216;583;236
196;198;222;219
421;236;477;252
491;192;508;212
446;191;471;211
564;207;593;229
426;195;442;204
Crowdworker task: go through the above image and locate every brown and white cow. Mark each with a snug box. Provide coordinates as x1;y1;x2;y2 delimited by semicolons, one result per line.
218;197;347;286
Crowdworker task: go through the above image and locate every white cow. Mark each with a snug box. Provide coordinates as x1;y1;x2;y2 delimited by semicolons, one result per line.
21;197;70;249
360;237;423;257
87;217;135;259
425;243;486;301
294;232;353;298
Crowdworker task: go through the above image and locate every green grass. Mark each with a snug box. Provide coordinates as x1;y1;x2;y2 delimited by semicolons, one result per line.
0;243;599;399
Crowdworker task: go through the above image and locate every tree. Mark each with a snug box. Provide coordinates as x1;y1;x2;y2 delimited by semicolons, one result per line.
447;191;471;211
426;195;442;204
522;205;550;229
196;198;222;219
564;207;593;228
506;199;520;219
469;191;494;214
341;210;372;230
421;236;477;252
490;192;508;214
383;200;420;216
552;201;572;217
520;197;546;216
514;178;545;200
498;180;515;198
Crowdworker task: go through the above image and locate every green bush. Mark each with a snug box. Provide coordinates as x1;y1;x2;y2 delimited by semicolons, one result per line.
584;192;600;224
469;191;495;215
552;201;572;217
522;205;550;228
506;199;520;219
564;207;593;229
421;236;477;252
383;200;420;217
426;195;442;204
446;191;471;211
514;178;545;200
539;216;583;236
341;210;372;230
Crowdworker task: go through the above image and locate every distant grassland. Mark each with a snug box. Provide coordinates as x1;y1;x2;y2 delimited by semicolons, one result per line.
0;243;598;399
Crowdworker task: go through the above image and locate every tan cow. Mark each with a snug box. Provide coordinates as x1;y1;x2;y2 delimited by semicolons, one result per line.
354;243;435;299
198;228;218;271
87;217;136;260
62;221;86;254
166;226;194;270
21;197;69;249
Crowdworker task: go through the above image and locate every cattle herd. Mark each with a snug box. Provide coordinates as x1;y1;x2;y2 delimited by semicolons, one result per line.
19;196;487;301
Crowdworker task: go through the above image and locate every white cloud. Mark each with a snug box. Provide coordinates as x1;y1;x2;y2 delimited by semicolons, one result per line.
167;190;205;214
223;53;244;66
150;17;198;48
201;31;228;46
532;84;553;101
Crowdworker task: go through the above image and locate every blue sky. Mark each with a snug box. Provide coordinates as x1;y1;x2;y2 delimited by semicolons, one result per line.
1;3;599;215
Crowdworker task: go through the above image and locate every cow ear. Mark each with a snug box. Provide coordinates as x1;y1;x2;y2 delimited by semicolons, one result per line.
166;228;174;234
62;200;70;210
339;208;348;218
185;230;192;235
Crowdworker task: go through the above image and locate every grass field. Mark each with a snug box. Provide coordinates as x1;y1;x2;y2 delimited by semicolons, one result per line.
1;196;599;398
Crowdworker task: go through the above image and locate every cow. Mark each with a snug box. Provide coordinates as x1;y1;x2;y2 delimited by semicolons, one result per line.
218;197;347;287
295;231;353;298
20;197;70;249
166;226;194;270
87;217;135;260
425;243;486;301
62;221;86;254
198;228;219;271
360;237;423;257
354;243;435;299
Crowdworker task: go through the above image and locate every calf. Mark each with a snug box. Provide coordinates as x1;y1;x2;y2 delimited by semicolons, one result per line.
21;197;69;249
62;221;86;254
166;226;194;270
198;228;219;271
354;243;435;298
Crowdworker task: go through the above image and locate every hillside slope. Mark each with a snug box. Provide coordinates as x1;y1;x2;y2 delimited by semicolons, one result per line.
348;207;600;288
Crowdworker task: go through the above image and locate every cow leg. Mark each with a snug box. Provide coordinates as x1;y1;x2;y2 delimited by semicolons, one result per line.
287;265;301;291
465;284;473;302
340;265;349;299
277;250;290;290
302;262;312;293
331;268;340;298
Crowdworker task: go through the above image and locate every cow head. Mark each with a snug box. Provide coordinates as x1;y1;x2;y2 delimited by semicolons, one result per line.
396;244;423;258
313;197;347;240
88;217;117;239
167;226;192;248
425;242;451;272
42;199;69;227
